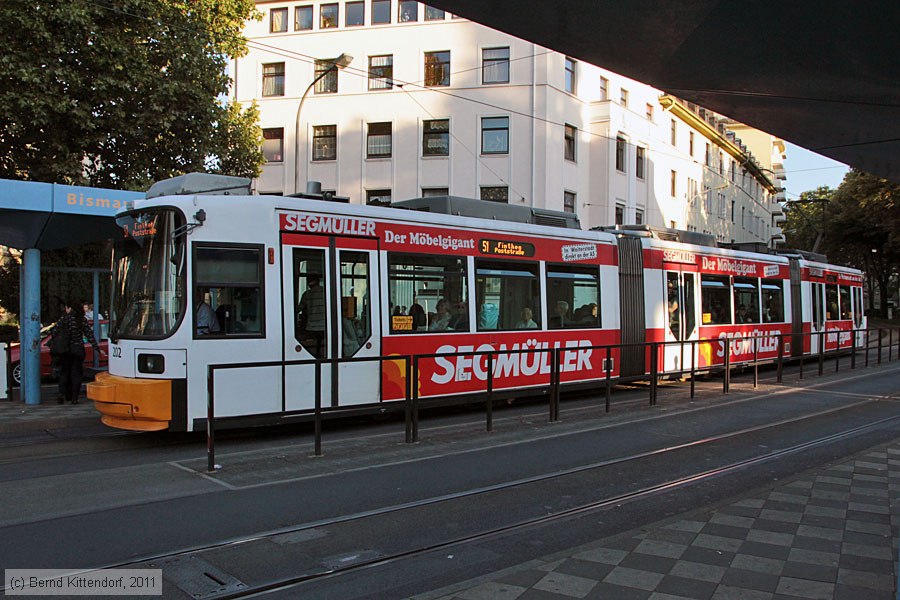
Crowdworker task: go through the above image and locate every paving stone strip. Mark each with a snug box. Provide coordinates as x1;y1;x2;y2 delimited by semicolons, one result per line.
421;443;900;600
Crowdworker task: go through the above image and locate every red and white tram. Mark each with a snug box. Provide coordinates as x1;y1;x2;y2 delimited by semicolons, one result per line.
88;178;866;431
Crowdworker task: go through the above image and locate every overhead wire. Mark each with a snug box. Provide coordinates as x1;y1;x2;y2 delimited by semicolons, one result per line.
84;0;812;204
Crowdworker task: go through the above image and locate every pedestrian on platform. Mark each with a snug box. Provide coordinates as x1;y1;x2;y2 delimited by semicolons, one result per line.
47;300;104;404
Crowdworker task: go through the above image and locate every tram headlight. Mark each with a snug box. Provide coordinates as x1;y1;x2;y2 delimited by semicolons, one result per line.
137;354;166;374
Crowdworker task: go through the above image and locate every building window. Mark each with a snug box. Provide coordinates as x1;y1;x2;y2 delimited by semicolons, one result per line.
615;203;624;225
599;76;608;100
422;187;449;196
346;1;365;26
424;51;450;86
399;0;418;21
564;191;576;214
368;55;393;90
561;125;577;162
620;88;629;107
730;160;736;181
481;116;509;154
262;62;285;97
366;189;392;205
635;146;645;179
270;7;288;32
482;47;510;84
320;3;338;28
670;119;677;146
670;170;677;197
689;131;695;157
636;209;644;225
367;122;392;158
646;103;654;121
314;59;338;94
312;125;336;161
294;5;313;29
705;143;711;166
564;57;576;94
372;0;391;23
480;187;509;202
425;5;445;19
423;119;450;156
615;136;626;172
262;128;284;162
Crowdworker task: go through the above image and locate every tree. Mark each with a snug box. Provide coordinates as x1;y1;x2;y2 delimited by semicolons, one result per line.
208;100;265;180
782;186;834;253
828;170;900;318
0;0;263;190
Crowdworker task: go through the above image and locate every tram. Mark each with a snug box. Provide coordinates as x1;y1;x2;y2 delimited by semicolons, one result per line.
88;176;866;431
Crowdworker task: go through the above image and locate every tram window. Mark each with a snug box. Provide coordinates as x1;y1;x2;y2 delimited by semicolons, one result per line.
839;285;852;320
812;283;824;329
853;287;864;327
825;284;839;320
683;273;696;339
700;275;730;325
666;272;680;339
193;245;264;338
387;253;468;333
475;260;540;331
733;278;760;324
761;279;784;323
294;249;327;358
339;251;371;357
546;264;600;329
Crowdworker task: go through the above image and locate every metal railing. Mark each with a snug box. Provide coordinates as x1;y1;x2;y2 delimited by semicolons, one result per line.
205;326;898;471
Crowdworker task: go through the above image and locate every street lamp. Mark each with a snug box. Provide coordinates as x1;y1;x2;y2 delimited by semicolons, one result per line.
293;53;354;194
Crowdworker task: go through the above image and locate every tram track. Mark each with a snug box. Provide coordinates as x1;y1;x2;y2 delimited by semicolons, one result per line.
239;412;900;600
17;391;896;599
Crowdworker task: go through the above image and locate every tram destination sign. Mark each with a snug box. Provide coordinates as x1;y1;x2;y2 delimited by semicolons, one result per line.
119;214;159;240
479;238;535;257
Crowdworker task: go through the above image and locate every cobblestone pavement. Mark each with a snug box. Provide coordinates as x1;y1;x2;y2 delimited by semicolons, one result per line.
423;443;900;600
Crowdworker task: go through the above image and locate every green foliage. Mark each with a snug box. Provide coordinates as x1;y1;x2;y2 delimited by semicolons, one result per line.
0;0;262;189
783;186;834;252
208;101;265;180
786;171;900;317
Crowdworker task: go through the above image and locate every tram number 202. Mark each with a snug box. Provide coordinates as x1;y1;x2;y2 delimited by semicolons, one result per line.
111;345;123;359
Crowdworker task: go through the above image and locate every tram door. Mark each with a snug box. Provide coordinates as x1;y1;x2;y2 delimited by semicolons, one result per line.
810;282;825;354
284;236;381;410
663;270;699;373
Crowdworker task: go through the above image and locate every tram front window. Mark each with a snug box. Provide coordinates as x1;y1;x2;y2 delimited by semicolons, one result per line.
111;209;186;340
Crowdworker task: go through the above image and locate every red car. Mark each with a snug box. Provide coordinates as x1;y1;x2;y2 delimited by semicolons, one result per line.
8;321;109;386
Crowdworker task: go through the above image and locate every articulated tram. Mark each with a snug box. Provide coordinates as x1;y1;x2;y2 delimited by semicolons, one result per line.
88;178;866;431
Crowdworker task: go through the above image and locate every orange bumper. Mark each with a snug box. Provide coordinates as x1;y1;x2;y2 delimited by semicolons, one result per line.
87;372;172;431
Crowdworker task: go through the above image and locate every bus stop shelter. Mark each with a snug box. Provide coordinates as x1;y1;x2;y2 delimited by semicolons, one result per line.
0;179;144;405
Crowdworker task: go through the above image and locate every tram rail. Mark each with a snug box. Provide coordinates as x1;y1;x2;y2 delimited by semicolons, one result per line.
10;387;896;599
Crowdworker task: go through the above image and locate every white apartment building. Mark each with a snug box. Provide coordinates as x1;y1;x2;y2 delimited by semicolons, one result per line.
235;0;785;245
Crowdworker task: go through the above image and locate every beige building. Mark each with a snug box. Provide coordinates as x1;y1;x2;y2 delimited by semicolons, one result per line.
235;0;785;246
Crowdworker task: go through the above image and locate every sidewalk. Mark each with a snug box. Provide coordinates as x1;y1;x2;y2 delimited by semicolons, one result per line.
422;442;900;600
0;384;99;433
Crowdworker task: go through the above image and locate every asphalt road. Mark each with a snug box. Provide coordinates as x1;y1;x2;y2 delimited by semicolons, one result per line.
0;361;898;599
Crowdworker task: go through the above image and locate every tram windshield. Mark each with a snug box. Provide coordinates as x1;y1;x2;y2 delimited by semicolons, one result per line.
110;208;186;340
